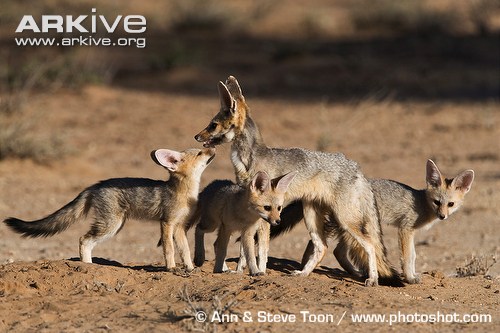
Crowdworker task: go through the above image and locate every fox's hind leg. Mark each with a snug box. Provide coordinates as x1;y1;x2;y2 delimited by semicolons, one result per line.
301;238;362;277
174;224;194;272
79;213;125;263
194;225;206;267
236;242;247;272
194;216;219;267
293;202;326;276
160;221;176;270
213;225;231;273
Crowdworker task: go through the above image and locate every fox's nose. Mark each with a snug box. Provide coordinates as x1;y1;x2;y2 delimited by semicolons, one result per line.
273;219;280;226
438;214;446;220
194;134;201;141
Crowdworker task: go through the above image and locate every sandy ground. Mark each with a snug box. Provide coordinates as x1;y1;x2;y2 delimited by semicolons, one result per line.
0;85;499;332
1;0;499;331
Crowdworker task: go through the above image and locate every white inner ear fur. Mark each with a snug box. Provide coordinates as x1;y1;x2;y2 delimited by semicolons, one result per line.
251;171;270;193
426;160;442;187
453;170;475;193
275;172;297;193
155;149;182;171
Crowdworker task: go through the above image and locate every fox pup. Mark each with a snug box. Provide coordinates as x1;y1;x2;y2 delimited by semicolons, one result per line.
194;76;399;286
4;148;215;271
193;171;296;276
301;159;474;284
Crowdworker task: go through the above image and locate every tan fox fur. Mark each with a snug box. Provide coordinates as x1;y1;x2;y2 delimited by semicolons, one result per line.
192;171;296;276
4;148;215;271
194;75;400;286
295;160;474;283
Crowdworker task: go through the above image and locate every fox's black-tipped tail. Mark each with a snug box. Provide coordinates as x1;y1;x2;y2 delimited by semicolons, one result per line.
378;268;405;287
3;191;91;238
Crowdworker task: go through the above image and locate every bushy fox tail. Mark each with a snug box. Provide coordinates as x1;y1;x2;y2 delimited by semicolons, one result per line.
275;201;403;286
343;233;403;287
4;190;92;238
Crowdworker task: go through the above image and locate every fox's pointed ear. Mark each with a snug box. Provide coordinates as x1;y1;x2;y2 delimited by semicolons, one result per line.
426;159;442;187
274;171;297;193
152;149;183;172
225;75;244;101
452;170;474;194
218;81;235;113
250;171;271;193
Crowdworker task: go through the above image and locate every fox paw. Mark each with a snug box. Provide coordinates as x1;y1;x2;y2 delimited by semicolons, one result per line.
291;270;309;277
187;267;201;274
194;258;205;267
405;274;421;284
166;267;185;275
250;271;265;277
364;277;379;287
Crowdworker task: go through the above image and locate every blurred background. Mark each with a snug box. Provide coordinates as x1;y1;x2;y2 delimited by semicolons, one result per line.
2;0;499;108
1;0;499;160
0;0;498;275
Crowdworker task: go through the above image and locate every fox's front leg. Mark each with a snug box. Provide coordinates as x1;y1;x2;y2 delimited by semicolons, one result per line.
160;221;176;271
173;224;194;272
257;221;270;273
399;227;419;283
241;225;263;276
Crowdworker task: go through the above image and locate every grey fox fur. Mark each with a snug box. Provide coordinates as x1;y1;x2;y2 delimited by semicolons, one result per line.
273;159;474;284
192;171;296;276
194;75;400;286
4;148;215;271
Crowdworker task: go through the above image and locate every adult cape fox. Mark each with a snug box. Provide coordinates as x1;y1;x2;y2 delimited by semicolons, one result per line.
274;159;474;284
194;75;400;286
4;148;215;271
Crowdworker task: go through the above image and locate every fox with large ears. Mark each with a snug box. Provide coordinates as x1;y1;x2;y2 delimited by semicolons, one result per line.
288;159;475;284
4;148;216;272
195;75;402;286
191;170;297;276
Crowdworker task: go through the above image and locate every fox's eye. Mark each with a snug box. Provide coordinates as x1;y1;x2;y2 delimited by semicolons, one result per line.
278;206;282;211
264;206;272;211
433;200;441;206
448;202;454;207
197;151;202;156
208;122;217;131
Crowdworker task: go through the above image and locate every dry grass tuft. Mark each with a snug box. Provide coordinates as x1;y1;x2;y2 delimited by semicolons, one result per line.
163;285;239;332
456;254;497;278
